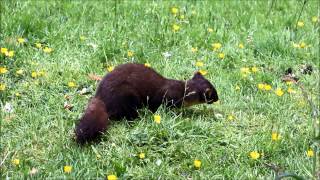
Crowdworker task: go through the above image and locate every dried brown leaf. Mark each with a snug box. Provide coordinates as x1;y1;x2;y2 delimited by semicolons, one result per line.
88;74;102;81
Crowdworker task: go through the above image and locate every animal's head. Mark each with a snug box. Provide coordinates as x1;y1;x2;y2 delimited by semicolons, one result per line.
183;72;219;107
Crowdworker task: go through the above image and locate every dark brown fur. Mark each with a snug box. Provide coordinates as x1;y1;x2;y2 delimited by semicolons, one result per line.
75;63;218;144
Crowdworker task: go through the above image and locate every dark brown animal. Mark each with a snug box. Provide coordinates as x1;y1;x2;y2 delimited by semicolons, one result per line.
75;63;218;144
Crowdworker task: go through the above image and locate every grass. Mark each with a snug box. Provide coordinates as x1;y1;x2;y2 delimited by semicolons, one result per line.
0;0;319;179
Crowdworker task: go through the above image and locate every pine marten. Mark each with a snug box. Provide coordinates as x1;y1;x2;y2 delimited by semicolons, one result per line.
75;63;219;144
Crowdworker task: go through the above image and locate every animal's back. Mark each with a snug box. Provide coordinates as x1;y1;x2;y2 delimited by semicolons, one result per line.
96;63;166;119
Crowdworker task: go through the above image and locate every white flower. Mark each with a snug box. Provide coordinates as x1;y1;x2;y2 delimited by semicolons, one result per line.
29;167;38;175
215;113;223;119
3;102;14;113
162;52;172;59
155;159;162;166
63;101;73;110
79;88;88;95
87;42;98;50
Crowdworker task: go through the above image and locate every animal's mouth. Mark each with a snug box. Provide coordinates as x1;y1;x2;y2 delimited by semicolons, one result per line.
207;100;214;104
206;97;218;104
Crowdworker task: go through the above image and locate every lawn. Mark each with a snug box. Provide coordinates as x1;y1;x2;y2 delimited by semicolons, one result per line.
0;0;319;179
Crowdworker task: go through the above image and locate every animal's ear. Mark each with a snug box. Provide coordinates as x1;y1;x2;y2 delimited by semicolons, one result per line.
192;71;203;79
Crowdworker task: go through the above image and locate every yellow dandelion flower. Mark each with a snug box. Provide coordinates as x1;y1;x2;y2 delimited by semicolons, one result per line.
207;28;214;33
35;43;42;48
107;66;114;72
287;87;296;94
31;71;37;78
154;115;161;124
17;38;26;44
227;115;235;120
31;61;39;66
286;81;293;85
171;7;179;15
312;16;319;23
212;43;222;51
241;74;248;78
144;63;151;67
7;50;14;57
37;71;45;77
107;175;118;180
96;154;102;159
191;47;198;53
1;47;8;54
297;21;304;27
292;43;300;48
63;165;72;173
68;82;76;88
12;159;20;165
16;69;24;75
0;84;6;91
172;24;180;32
240;67;250;74
264;84;272;91
275;88;284;96
0;67;8;74
306;149;314;157
218;53;225;59
127;50;134;57
15;92;20;97
80;35;87;41
271;132;281;141
299;42;306;48
249;151;260;160
251;66;258;73
139;152;145;159
235;85;240;91
43;47;53;53
257;83;265;90
238;43;244;49
194;159;201;169
199;70;207;76
195;61;204;67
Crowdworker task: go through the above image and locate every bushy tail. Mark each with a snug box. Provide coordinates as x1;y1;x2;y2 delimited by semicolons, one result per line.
75;97;109;145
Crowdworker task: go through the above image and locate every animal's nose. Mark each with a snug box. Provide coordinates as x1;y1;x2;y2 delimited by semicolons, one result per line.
210;94;219;103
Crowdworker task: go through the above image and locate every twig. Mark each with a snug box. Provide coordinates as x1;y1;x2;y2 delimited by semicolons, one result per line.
296;81;319;179
297;83;319;118
295;0;308;30
0;150;13;167
264;162;283;175
264;162;305;180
